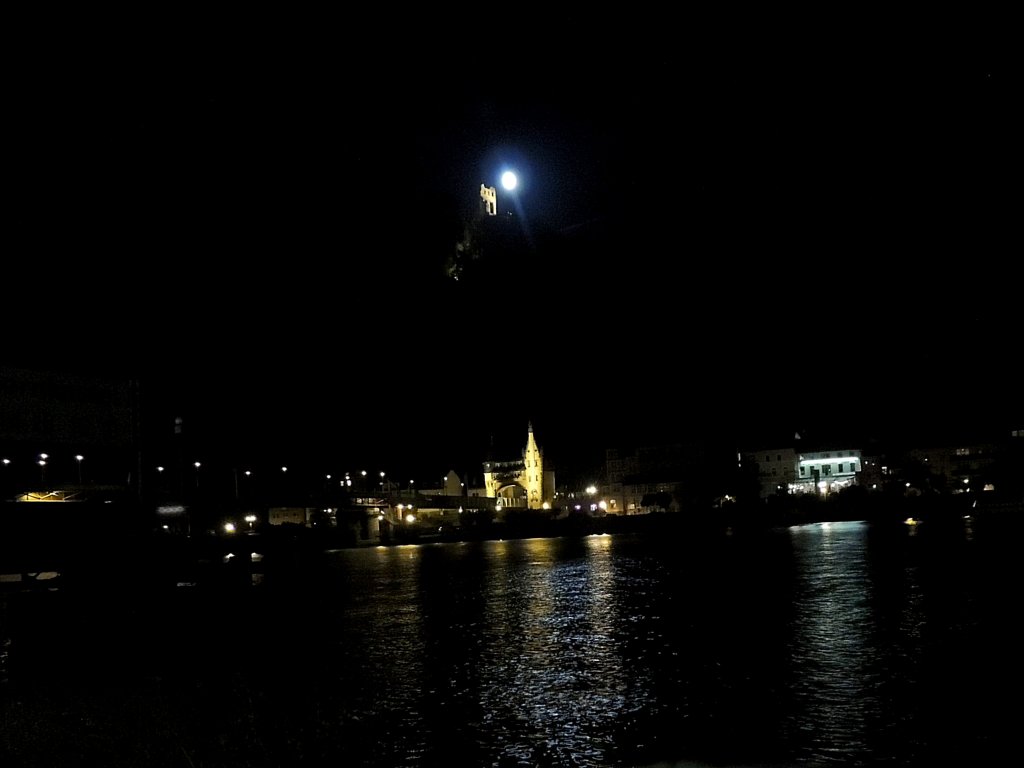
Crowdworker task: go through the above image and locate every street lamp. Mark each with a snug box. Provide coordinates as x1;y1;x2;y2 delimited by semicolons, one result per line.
75;454;84;484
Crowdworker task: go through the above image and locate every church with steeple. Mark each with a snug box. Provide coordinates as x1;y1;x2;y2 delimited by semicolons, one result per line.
482;423;555;510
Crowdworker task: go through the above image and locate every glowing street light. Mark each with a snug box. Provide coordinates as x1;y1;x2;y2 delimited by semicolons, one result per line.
501;170;517;191
75;454;84;483
397;503;415;524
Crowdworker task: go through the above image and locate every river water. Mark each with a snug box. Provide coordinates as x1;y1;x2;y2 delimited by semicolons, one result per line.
0;517;1017;766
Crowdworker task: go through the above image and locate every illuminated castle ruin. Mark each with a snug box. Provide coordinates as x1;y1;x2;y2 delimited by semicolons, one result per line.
480;184;497;216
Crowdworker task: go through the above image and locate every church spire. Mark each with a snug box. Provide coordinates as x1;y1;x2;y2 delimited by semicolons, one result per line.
523;423;543;510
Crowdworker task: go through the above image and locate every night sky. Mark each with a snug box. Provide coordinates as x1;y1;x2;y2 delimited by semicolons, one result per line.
6;24;1019;483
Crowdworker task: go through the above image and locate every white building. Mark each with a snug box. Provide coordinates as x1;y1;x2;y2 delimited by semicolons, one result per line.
793;449;862;495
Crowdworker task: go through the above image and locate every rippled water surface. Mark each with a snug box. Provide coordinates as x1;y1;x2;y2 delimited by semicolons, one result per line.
1;519;1017;766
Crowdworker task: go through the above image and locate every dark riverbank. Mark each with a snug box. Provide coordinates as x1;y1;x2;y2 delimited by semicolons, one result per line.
398;491;1020;544
2;493;1019;594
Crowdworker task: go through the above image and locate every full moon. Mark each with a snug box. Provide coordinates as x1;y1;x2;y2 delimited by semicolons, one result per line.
501;171;518;191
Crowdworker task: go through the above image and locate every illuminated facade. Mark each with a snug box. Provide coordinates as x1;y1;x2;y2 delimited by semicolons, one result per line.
793;449;862;495
482;423;555;510
741;444;864;498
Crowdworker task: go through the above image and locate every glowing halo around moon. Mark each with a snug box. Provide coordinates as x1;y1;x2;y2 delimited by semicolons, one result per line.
500;170;518;191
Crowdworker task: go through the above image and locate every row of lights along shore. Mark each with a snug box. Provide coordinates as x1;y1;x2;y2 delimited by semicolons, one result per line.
3;455;457;496
156;466;418;490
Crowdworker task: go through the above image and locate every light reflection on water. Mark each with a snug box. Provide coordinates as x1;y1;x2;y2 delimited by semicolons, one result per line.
1;520;1016;767
787;521;882;761
474;535;627;766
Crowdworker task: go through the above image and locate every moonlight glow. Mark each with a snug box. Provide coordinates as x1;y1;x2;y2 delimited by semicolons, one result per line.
501;171;517;191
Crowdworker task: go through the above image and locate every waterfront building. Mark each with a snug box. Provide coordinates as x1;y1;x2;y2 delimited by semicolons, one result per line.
601;441;724;515
0;366;137;504
739;447;798;499
791;448;863;495
482;423;555;511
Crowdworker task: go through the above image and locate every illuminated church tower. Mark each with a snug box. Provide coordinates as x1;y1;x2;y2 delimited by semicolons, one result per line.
522;422;544;509
483;422;555;510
